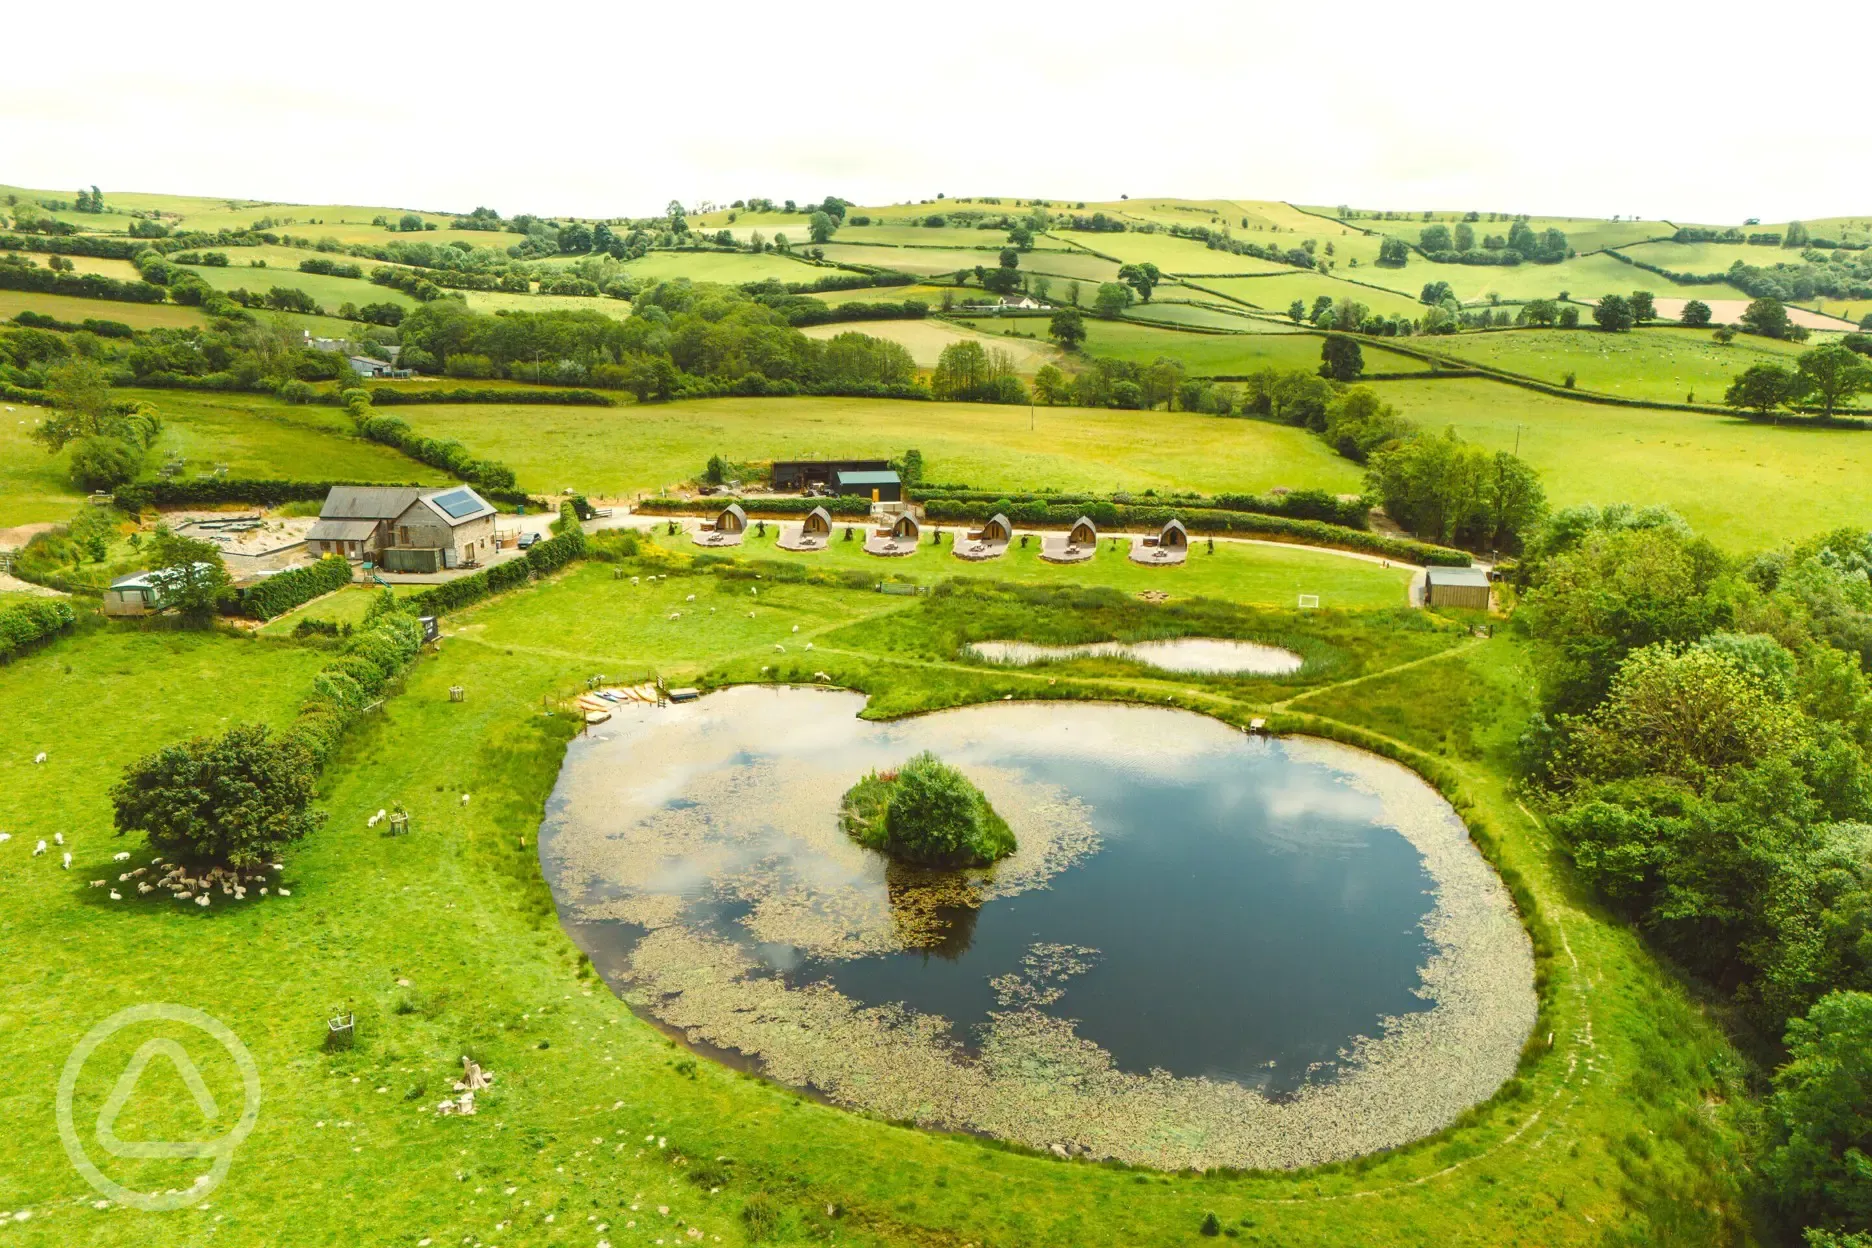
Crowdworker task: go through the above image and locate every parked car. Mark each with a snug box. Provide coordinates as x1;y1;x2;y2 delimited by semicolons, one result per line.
517;531;540;549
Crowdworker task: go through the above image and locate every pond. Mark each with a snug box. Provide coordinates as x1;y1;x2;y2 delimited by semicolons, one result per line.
540;686;1535;1170
966;637;1304;675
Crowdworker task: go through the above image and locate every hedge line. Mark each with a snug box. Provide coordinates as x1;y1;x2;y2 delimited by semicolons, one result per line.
634;495;875;519
241;554;352;621
0;598;77;662
0;263;167;304
673;376;930;402
907;486;1369;529
355;412;517;492
403;522;588;616
351;386;614;408
114;477;420;511
280;606;423;766
916;498;1470;565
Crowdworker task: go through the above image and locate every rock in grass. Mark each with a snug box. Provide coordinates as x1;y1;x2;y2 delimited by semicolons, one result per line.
840;752;1015;868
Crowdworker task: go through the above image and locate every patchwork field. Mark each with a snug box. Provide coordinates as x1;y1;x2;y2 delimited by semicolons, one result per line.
1368;376;1872;548
118;389;448;486
391;394;1364;499
173;261;415;311
799;318;1059;371
1193;271;1429;319
1416;326;1818;405
969;317;1431;376
617;249;836;285
0;291;205;330
1055;230;1295;276
461;289;633;319
815;243;1119;283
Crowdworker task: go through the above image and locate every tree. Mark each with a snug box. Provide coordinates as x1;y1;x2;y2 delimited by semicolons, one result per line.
1288;299;1305;323
1117;262;1161;302
1629;290;1656;324
1593;294;1635;332
866;752;1014;867
1559;306;1581;329
68;436;142;492
1797;345;1872;419
1048;307;1086;351
1743;298;1798;340
1479;450;1548;552
666;200;688;235
1765;991;1872;1231
1453;221;1476;252
1093;282;1134;319
111;723;322;868
1033;364;1069;405
1319;335;1364;382
1785;220;1812;250
1419;223;1452;252
1376;237;1410;267
1007;224;1034;250
147;525;231;620
1682;299;1713;327
806;211;835;244
1523;299;1559;327
396;213;424;232
1420;280;1455;306
1726;364;1803;417
1364;428;1487;546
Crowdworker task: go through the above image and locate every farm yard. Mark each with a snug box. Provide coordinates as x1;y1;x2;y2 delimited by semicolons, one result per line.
6;170;1872;1248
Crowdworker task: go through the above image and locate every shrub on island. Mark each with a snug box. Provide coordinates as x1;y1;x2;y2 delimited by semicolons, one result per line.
840;752;1015;868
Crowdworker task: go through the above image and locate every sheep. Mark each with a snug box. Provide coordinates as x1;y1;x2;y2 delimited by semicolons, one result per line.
33;752;46;764
791;625;799;633
195;895;210;908
112;851;130;862
118;873;129;882
176;891;191;901
110;891;122;901
813;671;832;682
685;594;696;602
89;880;106;888
277;888;291;897
54;833;64;846
667;612;681;621
61;852;71;870
137;883;153;895
804;642;813;651
460;793;470;806
0;833;9;843
774;644;785;653
33;840;46;856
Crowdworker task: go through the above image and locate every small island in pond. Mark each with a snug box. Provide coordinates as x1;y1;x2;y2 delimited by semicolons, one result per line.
840;751;1016;868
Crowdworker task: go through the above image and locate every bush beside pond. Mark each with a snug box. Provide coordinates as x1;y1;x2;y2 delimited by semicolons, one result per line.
841;751;1015;867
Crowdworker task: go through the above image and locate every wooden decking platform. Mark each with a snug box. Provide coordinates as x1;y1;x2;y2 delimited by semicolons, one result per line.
863;532;918;557
953;537;1009;561
1039;535;1095;564
776;524;828;552
691;529;744;548
1127;538;1188;566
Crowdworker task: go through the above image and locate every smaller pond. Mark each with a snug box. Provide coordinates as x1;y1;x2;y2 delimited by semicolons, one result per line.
966;637;1304;675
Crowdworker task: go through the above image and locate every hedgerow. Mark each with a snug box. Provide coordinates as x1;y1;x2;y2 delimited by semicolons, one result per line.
634;495;873;519
241;555;352;620
0;598;77;662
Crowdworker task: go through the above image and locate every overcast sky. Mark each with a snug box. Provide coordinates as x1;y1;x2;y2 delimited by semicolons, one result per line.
4;1;1866;225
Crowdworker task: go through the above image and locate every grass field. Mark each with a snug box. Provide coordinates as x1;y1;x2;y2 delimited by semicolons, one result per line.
1055;230;1295;276
799;319;1059;371
815;244;1118;283
118;389;446;486
1191;272;1430;319
809;282;952;306
461;289;633;319
1340;212;1670;255
1368;375;1872;548
173;262;415;312
664;522;1412;606
1416;326;1820;405
0;557;1758;1247
616;249;836;285
0;409;80;528
392;394;1364;498
0;291;205;331
1120;298;1295;331
957;316;1430;376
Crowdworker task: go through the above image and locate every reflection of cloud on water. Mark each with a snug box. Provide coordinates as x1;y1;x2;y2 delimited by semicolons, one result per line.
544;688;1537;1171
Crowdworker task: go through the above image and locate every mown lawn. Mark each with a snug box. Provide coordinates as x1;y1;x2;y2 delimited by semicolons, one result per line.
1367;376;1872;549
0;560;1760;1246
391;394;1364;499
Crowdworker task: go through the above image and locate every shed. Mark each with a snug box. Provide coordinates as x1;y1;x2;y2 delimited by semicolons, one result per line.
1425;565;1491;611
771;459;893;491
833;469;902;503
305;517;380;560
102;563;216;617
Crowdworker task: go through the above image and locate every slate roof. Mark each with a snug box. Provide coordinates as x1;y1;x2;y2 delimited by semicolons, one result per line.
320;486;421;521
307;518;381;542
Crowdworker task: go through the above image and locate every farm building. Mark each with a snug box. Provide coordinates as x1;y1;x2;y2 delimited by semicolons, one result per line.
833;469;902;502
347;356;412;379
1424;566;1491;610
771;459;893;492
308;485;498;571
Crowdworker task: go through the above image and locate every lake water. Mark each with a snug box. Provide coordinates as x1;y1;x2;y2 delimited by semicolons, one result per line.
541;688;1443;1093
966;637;1304;675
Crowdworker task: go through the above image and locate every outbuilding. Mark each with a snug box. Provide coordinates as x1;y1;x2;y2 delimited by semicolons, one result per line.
833;469;902;503
1424;565;1492;611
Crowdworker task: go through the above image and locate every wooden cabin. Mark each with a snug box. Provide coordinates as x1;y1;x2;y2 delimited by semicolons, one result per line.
1157;518;1188;549
889;513;920;542
1128;516;1190;566
712;503;747;535
969;514;1011;544
1067;516;1097;547
803;506;833;538
1041;516;1098;564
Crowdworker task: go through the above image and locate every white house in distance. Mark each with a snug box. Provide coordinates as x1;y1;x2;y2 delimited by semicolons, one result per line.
307;485;497;572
